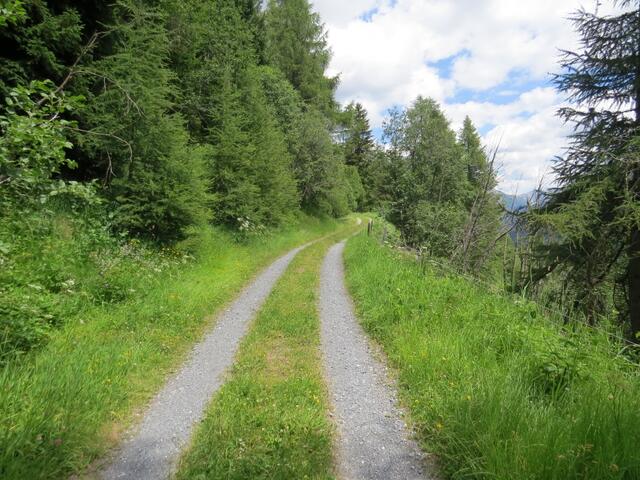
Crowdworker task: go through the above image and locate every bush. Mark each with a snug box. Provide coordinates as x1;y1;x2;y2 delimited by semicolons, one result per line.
0;287;57;362
0;203;188;363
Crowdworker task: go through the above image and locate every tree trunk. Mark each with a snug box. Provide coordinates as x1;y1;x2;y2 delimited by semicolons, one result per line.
629;228;640;341
630;17;640;341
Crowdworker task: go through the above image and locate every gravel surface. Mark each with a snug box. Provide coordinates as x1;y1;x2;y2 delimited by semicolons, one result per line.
319;240;435;480
101;243;310;480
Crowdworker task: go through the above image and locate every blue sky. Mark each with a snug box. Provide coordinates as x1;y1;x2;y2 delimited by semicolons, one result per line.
311;0;618;193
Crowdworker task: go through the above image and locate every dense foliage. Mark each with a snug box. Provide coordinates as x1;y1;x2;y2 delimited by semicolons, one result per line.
3;0;637;355
371;98;503;276
1;0;639;478
523;1;640;339
0;0;357;358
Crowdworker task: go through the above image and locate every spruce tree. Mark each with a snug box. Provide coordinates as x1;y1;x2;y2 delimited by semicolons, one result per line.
343;102;374;170
264;0;337;115
456;117;502;274
531;1;640;336
0;2;84;100
459;116;488;186
341;102;374;209
81;1;208;241
164;0;298;229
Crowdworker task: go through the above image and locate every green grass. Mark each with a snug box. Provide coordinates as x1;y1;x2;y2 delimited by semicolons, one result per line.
0;215;343;479
344;233;640;480
175;227;360;480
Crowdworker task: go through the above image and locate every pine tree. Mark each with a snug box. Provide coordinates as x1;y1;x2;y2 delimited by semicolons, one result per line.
81;1;208;241
531;1;640;336
264;0;337;115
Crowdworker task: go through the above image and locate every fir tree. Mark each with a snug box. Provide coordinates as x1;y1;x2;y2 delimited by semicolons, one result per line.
531;1;640;336
264;0;337;115
82;1;208;241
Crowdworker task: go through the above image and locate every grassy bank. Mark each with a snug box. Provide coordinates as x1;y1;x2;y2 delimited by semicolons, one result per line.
344;233;640;480
0;216;341;479
175;229;358;480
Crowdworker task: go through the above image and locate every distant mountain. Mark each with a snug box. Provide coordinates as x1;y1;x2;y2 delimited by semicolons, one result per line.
497;190;538;243
497;190;535;212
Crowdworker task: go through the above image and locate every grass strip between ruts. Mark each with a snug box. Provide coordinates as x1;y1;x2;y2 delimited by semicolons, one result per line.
175;227;359;480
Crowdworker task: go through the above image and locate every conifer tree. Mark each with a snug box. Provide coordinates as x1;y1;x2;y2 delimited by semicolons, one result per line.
456;117;502;274
459;116;488;186
0;2;84;100
341;102;374;209
209;67;298;228
164;0;298;229
343;102;374;170
530;1;640;336
264;0;337;115
81;1;208;241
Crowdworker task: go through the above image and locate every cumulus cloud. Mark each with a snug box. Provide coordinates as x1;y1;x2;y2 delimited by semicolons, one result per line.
311;0;614;192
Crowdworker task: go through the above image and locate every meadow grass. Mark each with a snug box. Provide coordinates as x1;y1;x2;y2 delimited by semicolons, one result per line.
343;233;640;480
175;227;360;480
0;215;340;479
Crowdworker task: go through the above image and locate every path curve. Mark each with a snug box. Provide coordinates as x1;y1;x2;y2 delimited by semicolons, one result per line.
101;243;311;480
319;240;434;480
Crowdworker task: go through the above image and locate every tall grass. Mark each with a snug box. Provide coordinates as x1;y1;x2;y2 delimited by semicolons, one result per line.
0;215;339;479
344;233;640;480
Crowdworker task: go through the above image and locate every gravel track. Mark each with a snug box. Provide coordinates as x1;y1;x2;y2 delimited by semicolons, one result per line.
319;240;435;480
100;243;310;480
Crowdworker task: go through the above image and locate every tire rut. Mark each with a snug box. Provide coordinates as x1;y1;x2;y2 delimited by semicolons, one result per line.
319;240;436;480
100;242;311;480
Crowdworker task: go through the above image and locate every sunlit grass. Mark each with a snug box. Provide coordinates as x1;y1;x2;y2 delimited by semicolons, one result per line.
344;233;640;480
0;216;340;479
175;226;359;480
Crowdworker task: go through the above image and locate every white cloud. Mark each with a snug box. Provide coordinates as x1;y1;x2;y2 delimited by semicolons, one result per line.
311;0;618;192
311;0;383;27
484;107;571;194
